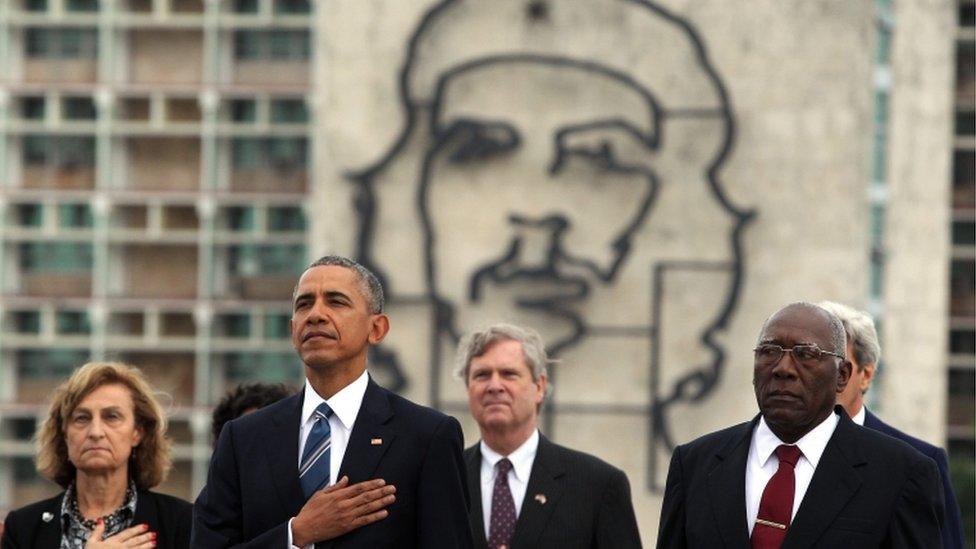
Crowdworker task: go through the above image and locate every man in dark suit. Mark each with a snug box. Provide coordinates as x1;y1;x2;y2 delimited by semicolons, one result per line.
657;302;945;548
819;300;967;549
192;255;472;548
456;323;642;549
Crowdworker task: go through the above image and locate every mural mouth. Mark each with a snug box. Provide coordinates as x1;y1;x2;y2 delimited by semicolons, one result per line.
512;276;588;306
469;263;589;306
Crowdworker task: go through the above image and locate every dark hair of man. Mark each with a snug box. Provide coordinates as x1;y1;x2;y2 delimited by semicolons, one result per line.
211;382;294;442
295;255;385;314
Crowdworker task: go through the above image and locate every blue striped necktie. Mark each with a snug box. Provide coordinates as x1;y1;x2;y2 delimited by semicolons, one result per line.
300;402;333;499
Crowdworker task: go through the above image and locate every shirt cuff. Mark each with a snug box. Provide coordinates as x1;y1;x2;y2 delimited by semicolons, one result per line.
287;517;310;549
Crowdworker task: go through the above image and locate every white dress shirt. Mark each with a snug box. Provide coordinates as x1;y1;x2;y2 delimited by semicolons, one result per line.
479;430;540;536
851;405;866;426
288;370;369;549
745;410;839;534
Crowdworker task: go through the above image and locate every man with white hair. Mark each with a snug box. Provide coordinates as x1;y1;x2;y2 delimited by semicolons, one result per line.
818;301;966;549
658;302;944;548
457;323;642;548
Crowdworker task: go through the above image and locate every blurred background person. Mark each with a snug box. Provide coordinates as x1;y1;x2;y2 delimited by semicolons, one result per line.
819;301;966;549
210;382;294;445
1;362;191;549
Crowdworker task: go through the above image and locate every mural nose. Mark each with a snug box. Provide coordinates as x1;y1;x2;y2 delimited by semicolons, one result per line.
507;214;569;271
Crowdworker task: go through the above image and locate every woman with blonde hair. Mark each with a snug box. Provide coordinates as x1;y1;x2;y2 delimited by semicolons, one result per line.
1;362;191;548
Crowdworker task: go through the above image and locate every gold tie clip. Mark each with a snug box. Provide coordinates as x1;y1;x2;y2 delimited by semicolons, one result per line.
756;518;787;530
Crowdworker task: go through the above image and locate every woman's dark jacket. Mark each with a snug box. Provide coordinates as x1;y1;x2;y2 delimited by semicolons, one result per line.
1;489;191;549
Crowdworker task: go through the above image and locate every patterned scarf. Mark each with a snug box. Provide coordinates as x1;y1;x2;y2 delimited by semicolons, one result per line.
59;480;138;549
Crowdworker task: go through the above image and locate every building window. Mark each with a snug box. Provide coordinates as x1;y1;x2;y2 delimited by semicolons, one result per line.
274;0;310;14
23;135;96;169
953;150;976;209
270;98;308;123
58;203;93;228
952;221;976;246
232;0;258;13
25;28;98;59
215;313;250;338
21;96;45;120
18;349;87;376
66;0;98;12
224;206;255;231
263;313;290;339
229;244;305;276
234;30;310;61
13;204;43;227
8;418;38;442
232;137;307;172
950;260;976;317
62;96;97;120
19;242;93;273
956;111;976;136
230;99;256;123
56;310;91;335
267;206;305;232
222;352;302;383
9;311;41;334
25;0;47;11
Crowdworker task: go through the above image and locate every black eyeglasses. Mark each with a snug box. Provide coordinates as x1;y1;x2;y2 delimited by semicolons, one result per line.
753;344;845;366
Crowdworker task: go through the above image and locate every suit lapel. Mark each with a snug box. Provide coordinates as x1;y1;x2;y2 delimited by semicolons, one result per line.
706;419;754;548
784;411;863;549
337;378;395;483
267;393;306;518
465;445;488;548
511;435;565;549
32;495;63;548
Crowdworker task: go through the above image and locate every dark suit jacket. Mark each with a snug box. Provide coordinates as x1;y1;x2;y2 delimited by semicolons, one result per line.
464;434;642;549
657;408;945;548
1;489;191;549
192;377;473;548
864;409;967;549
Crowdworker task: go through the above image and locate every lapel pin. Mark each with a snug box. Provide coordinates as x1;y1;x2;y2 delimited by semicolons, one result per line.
534;494;547;505
41;512;54;522
370;438;383;446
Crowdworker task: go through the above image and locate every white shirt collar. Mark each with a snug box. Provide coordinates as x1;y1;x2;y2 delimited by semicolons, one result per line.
754;410;839;470
851;405;866;426
479;429;540;484
301;369;369;432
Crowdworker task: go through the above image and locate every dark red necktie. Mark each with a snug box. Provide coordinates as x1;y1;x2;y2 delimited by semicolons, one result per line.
751;444;802;549
488;458;516;549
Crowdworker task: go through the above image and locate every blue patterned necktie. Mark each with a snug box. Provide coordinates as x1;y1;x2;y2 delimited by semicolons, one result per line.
300;402;334;499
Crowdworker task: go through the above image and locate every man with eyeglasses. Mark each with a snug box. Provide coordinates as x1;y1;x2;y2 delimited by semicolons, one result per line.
657;301;944;548
818;301;966;549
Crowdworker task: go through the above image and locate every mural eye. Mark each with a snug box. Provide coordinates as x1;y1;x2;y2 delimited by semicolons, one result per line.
445;120;519;164
551;123;656;176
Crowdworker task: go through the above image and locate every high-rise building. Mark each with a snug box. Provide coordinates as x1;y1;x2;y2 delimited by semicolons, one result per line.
948;0;975;542
0;0;313;508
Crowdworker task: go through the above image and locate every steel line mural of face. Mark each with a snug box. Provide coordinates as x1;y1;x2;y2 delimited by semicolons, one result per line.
424;59;659;352
351;0;754;490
